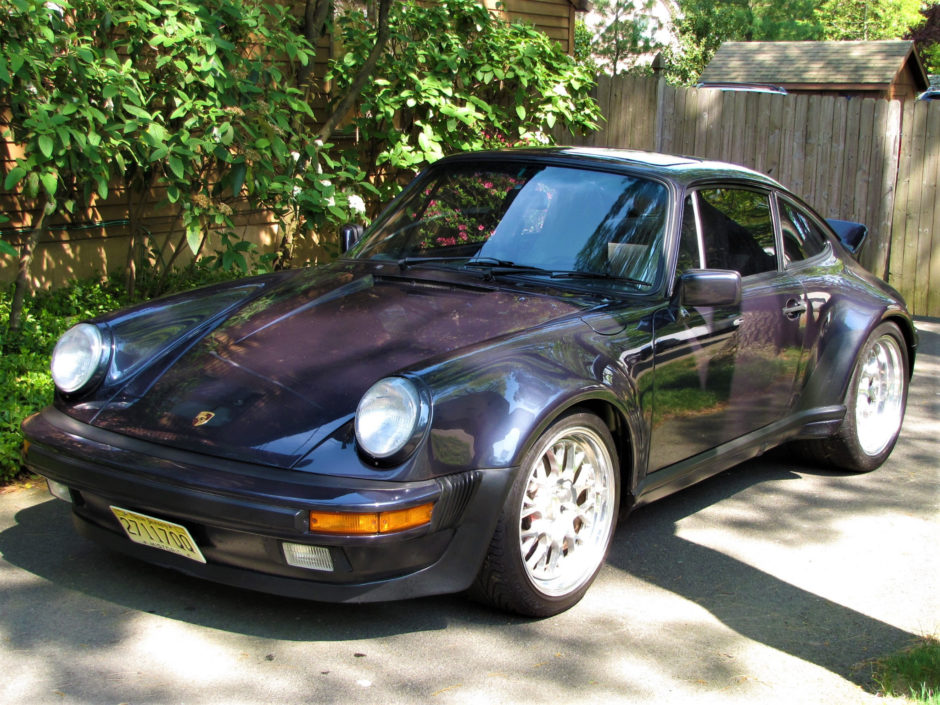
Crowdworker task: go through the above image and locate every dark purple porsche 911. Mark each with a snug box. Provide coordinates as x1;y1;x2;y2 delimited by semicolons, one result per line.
23;148;916;616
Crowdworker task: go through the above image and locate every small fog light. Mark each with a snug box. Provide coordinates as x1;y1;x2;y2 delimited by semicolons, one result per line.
282;543;334;572
46;478;72;503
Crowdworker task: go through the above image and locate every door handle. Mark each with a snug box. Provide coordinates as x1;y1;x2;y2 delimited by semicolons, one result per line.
782;298;807;319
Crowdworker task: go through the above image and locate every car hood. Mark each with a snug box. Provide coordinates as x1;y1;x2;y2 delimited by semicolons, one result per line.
87;265;589;468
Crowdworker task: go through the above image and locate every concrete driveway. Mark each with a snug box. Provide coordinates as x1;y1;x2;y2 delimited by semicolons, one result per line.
1;320;937;705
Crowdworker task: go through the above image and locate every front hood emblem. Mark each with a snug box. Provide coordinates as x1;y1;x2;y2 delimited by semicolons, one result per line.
192;411;215;427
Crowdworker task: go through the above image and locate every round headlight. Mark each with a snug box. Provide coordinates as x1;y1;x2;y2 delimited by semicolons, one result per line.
51;323;109;394
355;377;425;460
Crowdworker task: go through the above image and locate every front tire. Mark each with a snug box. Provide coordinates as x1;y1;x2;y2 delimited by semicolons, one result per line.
796;321;909;472
469;412;620;617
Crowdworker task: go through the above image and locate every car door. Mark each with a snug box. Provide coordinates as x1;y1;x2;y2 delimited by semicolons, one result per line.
647;186;808;472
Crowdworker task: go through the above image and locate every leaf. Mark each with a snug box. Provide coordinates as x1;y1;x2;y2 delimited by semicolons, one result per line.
0;239;16;257
168;155;184;179
38;135;54;159
418;131;431;153
230;163;246;198
4;166;26;191
516;105;526;120
186;226;201;254
136;0;161;16
40;172;58;197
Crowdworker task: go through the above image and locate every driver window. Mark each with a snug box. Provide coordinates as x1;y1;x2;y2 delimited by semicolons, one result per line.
693;188;777;277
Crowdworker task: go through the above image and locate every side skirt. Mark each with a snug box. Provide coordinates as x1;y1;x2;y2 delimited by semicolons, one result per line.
629;405;845;510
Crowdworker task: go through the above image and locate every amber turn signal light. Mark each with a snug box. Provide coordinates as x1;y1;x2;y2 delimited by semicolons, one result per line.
309;503;434;535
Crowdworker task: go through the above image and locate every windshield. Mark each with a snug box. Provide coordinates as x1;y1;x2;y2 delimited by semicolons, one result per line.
353;162;669;291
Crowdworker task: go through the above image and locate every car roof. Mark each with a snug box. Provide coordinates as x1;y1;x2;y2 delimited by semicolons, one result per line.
438;147;785;190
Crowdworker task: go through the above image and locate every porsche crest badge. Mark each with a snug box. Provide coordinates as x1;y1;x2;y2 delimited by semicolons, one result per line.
192;411;215;427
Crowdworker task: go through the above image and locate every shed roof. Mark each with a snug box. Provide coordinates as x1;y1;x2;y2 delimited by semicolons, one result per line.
699;41;929;90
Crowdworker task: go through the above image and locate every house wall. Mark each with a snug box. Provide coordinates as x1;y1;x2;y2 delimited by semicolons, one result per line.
485;0;577;55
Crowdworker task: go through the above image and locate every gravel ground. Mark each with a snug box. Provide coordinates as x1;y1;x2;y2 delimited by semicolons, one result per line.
0;319;936;705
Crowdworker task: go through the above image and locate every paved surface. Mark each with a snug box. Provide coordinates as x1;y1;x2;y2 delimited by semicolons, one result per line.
1;320;937;705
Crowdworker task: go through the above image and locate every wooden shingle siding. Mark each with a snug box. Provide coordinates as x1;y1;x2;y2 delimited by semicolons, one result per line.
484;0;576;53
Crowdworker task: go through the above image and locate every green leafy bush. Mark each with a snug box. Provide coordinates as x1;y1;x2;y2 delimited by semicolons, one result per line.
329;0;602;207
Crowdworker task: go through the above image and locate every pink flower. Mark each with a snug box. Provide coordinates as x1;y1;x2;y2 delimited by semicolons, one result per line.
477;224;484;231
483;181;493;189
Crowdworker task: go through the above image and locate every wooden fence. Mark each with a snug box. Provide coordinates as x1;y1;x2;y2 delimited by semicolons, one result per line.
565;74;940;318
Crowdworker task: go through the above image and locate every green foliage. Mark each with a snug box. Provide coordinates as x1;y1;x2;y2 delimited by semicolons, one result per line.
327;0;601;206
590;0;663;76
664;0;927;84
870;638;940;704
573;19;597;68
0;0;366;299
817;0;926;41
924;43;940;75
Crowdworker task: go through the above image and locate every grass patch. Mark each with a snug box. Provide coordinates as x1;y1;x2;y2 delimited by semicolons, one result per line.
870;637;940;704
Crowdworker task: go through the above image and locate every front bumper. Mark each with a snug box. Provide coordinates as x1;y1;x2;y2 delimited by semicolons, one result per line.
22;408;514;602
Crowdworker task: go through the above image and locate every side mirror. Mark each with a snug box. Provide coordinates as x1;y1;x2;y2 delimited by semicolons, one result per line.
340;224;364;253
679;269;742;307
825;219;868;255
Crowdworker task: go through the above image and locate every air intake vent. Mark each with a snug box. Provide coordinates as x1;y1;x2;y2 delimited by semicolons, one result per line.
433;471;482;529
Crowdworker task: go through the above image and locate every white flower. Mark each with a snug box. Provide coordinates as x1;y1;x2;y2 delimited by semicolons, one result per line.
552;83;569;97
347;194;366;214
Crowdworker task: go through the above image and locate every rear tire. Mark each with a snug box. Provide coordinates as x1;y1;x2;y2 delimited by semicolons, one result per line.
794;321;908;472
469;412;619;617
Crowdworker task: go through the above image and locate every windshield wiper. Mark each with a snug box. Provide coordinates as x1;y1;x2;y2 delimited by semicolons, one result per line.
549;270;650;287
463;258;552;278
396;256;468;271
468;259;648;287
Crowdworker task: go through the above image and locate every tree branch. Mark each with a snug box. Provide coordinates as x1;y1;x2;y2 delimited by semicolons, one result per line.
316;0;393;143
299;0;333;88
6;193;50;341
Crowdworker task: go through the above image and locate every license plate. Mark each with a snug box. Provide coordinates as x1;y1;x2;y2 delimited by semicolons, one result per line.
110;506;206;564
